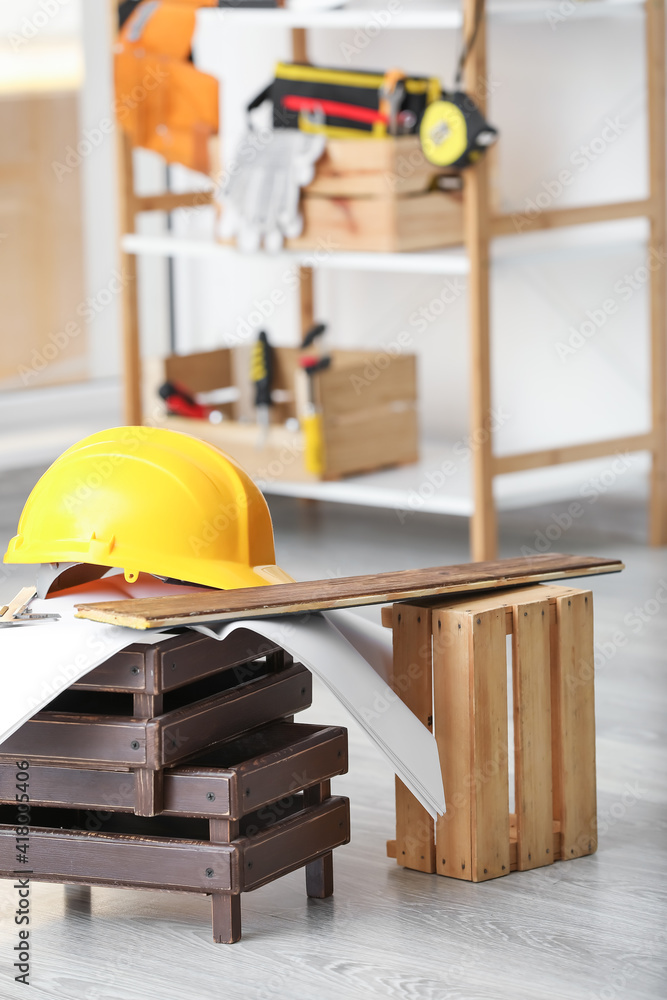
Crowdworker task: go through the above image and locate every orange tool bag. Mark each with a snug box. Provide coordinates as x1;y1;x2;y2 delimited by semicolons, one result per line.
114;0;219;174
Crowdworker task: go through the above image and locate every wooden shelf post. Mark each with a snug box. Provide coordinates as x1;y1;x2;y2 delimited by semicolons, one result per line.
646;0;667;546
463;0;497;561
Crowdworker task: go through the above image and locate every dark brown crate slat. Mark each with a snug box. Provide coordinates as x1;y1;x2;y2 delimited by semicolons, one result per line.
72;631;282;694
0;819;237;893
1;665;312;769
75;555;624;629
241;796;350;891
163;723;348;818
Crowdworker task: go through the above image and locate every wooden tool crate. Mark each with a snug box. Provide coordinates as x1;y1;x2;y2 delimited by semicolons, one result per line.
382;583;597;881
0;633;350;942
286;135;463;252
146;344;419;482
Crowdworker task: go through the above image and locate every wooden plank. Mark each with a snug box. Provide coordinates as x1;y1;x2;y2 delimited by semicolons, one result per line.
433;607;474;880
551;591;597;860
118;130;142;425
74;554;624;628
390;605;435;873
0;714;148;766
493;432;654;475
469;606;510;881
463;0;496;561
491;197;653;237
512;597;553;871
646;0;667;545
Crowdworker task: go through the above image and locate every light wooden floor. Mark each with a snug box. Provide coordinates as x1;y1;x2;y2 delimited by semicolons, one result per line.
0;468;665;1000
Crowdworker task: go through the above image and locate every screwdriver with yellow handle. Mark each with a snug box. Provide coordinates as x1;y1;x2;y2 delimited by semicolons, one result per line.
251;330;273;447
299;354;331;476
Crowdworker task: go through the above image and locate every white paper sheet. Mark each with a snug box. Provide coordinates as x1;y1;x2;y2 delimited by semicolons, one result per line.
0;580;445;817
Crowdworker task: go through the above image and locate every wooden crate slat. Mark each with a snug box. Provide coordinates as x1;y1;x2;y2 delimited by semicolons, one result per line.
433;607;474;881
511;596;554;872
469;607;511;882
390;604;435;873
551;591;597;860
241;796;349;892
0;823;238;893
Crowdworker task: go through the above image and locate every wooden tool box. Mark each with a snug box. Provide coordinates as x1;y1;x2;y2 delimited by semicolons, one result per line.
146;344;419;482
382;583;597;881
0;632;350;943
286;135;463;253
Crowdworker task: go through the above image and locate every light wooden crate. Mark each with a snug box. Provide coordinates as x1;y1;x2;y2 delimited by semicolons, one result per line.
286;135;462;253
145;345;419;481
382;583;597;880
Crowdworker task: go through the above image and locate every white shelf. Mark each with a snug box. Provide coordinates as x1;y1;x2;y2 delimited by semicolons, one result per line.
121;233;470;274
205;1;644;31
255;439;650;515
122;218;648;271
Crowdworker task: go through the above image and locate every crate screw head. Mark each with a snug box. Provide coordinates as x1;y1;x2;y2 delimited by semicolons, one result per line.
171;662;177;670
528;853;532;861
300;687;306;696
477;618;481;625
130;666;140;675
205;868;215;878
483;868;488;874
441;859;446;865
245;788;251;796
524;611;528;617
337;750;342;758
247;861;253;869
206;792;216;802
130;740;140;750
502;865;506;870
546;848;550;854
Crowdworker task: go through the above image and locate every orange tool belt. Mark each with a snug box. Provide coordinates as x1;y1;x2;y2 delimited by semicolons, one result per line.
114;0;219;175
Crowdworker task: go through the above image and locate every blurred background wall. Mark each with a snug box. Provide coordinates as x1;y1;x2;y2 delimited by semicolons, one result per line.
0;1;654;496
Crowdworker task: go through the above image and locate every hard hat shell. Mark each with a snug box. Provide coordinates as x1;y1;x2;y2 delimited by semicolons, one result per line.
3;426;293;590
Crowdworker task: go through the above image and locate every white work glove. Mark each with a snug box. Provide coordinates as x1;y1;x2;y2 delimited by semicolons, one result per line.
219;126;326;253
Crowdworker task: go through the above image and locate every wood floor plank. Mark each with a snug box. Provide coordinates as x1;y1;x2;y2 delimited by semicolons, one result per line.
74;554;624;629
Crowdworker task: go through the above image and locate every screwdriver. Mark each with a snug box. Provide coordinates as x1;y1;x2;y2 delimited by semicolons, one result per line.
251;330;273;447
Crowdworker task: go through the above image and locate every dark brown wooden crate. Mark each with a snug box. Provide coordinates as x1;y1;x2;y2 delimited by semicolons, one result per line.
0;723;347;819
72;631;283;694
0;796;350;897
0;664;312;768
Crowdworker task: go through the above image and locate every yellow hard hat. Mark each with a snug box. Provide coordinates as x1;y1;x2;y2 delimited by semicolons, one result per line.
3;426;294;590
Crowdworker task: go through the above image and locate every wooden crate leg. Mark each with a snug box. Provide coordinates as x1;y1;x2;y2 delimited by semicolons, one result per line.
211;893;242;944
512;599;553;871
304;781;334;898
551;592;597;860
391;605;435;873
305;852;334;899
434;605;510;881
133;768;164;817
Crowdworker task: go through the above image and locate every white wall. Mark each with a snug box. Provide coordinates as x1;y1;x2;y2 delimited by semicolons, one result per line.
169;0;654;460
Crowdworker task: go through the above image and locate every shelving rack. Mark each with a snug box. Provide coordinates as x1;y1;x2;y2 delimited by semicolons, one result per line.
118;0;666;560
